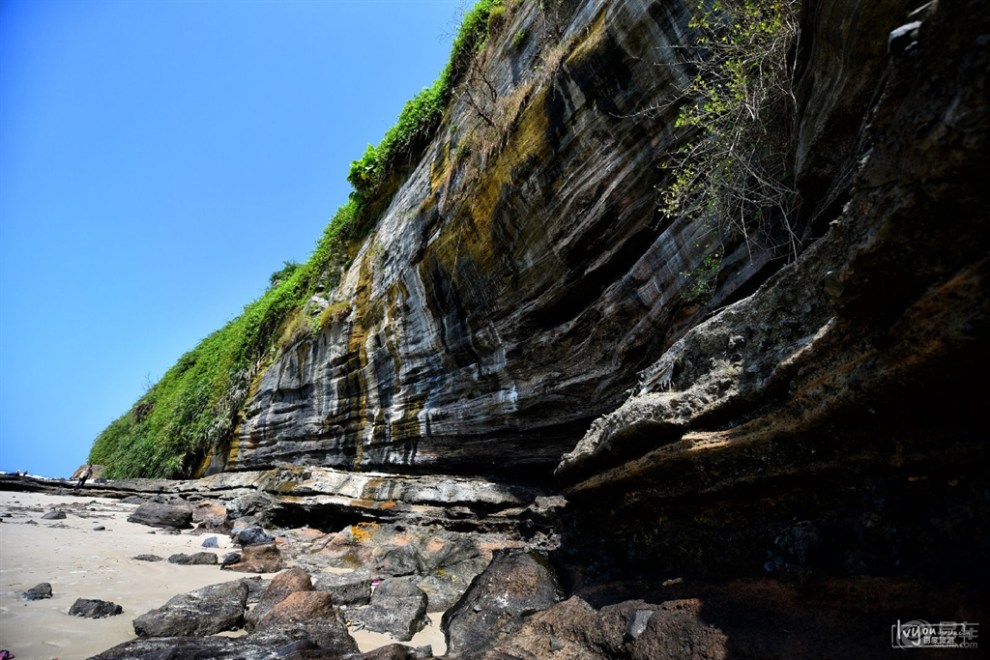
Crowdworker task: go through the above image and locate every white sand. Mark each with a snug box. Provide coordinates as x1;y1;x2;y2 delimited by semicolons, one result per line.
0;491;445;659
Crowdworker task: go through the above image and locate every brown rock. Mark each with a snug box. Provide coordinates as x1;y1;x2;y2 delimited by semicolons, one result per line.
223;542;283;573
246;567;313;629
251;596;360;656
255;591;336;629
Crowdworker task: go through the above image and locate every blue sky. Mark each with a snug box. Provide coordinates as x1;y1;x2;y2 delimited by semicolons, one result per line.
0;0;466;477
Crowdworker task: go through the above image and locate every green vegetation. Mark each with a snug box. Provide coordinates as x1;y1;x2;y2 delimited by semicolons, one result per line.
511;29;528;50
89;0;514;479
347;0;508;202
661;0;801;270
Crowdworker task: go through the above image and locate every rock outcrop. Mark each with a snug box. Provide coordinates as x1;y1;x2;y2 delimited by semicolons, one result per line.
552;0;990;592
64;0;990;657
219;0;770;480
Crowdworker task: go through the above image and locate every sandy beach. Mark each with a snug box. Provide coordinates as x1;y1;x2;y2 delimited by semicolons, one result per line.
0;491;445;659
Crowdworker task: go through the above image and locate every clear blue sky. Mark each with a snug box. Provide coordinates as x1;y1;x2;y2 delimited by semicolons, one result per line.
0;0;466;477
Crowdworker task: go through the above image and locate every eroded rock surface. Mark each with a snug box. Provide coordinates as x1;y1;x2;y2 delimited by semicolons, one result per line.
442;549;564;656
132;580;248;637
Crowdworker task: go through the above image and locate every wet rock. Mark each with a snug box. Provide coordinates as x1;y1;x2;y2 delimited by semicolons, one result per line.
222;542;283;573
22;582;52;600
133;554;163;562
69;598;123;618
442;549;564;655
168;551;218;565
246;567;313;630
41;509;66;520
132;579;248;637
349;578;428;642
312;571;373;607
127;502;192;530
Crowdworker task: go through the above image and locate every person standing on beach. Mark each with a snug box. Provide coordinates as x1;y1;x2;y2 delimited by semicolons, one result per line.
75;464;93;489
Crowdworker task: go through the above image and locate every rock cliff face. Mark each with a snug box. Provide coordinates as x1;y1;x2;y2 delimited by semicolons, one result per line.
214;0;988;604
221;0;786;478
82;0;988;653
552;0;990;596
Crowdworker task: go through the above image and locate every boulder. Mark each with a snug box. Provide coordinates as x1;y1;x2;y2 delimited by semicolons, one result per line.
202;536;220;548
235;525;275;546
127;502;192;530
22;582;52;600
441;550;564;656
312;570;373;607
254;591;359;655
220;552;241;567
226;490;275;522
373;544;425;577
348;578;428;642
167;552;218;565
91;630;316;660
132;580;248;637
479;595;729;659
69;598;123;619
245;567;313;629
221;542;283;573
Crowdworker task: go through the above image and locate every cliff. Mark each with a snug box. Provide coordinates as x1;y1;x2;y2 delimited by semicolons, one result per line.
85;0;989;654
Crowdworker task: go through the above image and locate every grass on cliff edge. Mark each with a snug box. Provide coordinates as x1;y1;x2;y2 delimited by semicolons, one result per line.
89;0;509;479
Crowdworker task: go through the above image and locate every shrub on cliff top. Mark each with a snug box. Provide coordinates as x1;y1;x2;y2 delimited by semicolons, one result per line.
347;0;506;199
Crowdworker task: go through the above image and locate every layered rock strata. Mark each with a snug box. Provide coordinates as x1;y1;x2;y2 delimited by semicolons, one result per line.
223;0;794;479
554;0;989;599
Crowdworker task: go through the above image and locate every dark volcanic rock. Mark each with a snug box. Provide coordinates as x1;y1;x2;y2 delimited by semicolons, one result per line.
482;595;729;659
442;549;564;656
22;582;52;600
127;502;192;529
220;551;242;567
246;567;313;630
235;525;275;546
373;544;425;577
167;551;218;565
91;624;341;660
222;542;283;573
69;598;123;619
132;579;248;637
313;571;373;607
201;536;219;548
348;578;428;642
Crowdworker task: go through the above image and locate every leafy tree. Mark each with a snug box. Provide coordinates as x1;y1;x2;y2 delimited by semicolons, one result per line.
662;0;801;268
